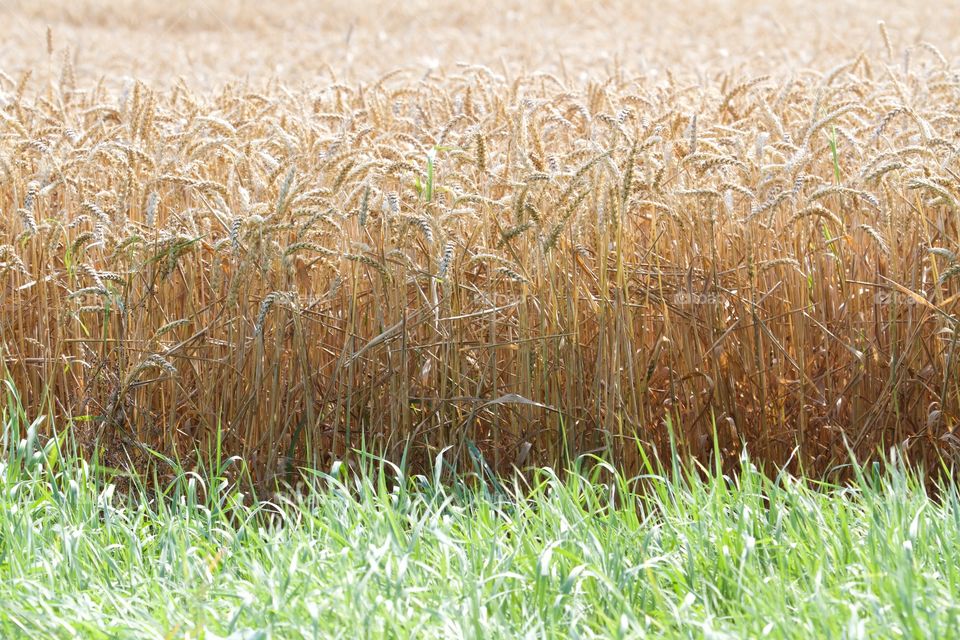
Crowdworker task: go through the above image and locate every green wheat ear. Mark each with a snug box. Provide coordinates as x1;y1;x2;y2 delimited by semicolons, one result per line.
829;125;841;184
425;147;436;203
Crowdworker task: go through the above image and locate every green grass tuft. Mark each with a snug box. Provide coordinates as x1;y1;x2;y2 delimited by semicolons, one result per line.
1;400;960;638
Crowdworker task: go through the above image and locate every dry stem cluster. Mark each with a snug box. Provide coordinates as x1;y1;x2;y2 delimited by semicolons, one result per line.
2;33;960;480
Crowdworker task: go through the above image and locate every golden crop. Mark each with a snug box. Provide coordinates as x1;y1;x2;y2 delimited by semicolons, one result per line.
2;2;959;481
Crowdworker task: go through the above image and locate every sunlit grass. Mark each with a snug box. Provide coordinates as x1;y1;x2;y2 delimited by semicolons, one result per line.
2;396;960;639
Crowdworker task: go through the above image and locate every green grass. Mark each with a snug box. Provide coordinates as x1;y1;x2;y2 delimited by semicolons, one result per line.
2;402;960;638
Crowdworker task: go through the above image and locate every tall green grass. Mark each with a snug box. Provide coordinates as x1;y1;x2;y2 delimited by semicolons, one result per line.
2;392;960;638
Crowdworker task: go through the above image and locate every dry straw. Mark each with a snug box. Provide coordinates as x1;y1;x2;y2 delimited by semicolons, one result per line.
2;36;960;483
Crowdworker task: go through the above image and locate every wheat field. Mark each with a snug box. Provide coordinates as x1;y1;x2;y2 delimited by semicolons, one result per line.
2;1;960;482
